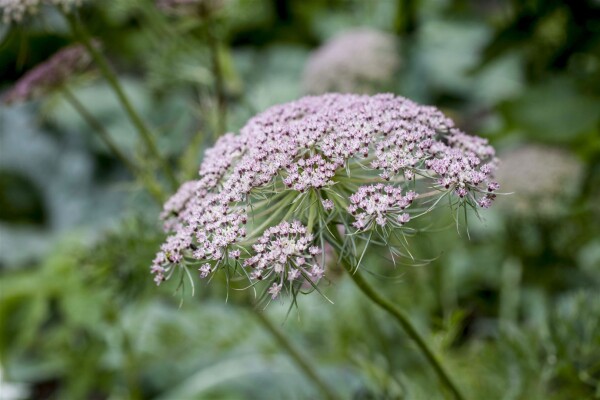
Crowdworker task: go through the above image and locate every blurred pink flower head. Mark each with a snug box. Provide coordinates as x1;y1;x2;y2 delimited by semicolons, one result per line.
3;42;99;104
495;144;582;216
303;28;400;95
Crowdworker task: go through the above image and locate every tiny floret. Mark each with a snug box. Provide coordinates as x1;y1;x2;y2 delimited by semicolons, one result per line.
244;221;323;290
322;199;334;211
199;263;212;278
268;283;283;299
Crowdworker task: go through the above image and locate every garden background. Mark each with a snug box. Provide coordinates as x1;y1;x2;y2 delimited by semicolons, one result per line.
1;0;599;399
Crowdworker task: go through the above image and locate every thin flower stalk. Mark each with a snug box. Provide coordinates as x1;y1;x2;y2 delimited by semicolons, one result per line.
154;0;227;137
206;21;227;138
61;87;167;204
1;42;166;203
253;310;341;400
64;12;180;190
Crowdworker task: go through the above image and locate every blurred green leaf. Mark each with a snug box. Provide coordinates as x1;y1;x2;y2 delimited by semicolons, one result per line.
500;77;600;142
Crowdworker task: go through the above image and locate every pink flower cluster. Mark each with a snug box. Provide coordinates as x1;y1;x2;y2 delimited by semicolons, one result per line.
283;154;339;191
426;132;498;206
152;93;499;295
244;221;324;299
348;184;416;230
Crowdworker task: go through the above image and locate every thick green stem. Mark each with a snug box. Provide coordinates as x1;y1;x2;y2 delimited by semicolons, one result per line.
61;87;166;204
252;310;341;400
65;13;179;190
326;225;466;400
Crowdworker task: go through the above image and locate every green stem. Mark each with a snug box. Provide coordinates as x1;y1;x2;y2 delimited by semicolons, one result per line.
252;310;341;400
65;13;179;190
326;225;466;400
307;190;317;232
61;87;166;204
178;129;207;180
394;0;418;36
121;329;142;400
62;87;134;174
205;20;227;138
499;257;522;331
345;265;465;399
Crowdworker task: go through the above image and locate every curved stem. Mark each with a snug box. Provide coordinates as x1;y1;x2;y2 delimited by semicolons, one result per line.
252;310;341;400
64;13;179;190
326;225;466;400
61;87;166;203
345;264;465;399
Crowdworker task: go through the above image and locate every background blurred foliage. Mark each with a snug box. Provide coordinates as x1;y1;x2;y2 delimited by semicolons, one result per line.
1;0;599;399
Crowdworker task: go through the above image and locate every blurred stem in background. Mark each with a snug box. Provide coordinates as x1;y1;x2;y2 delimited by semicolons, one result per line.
178;128;208;180
205;19;227;138
64;12;180;191
439;260;458;320
253;310;341;400
133;6;212;178
394;0;419;36
121;329;142;400
326;224;466;400
60;87;167;204
499;257;522;332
